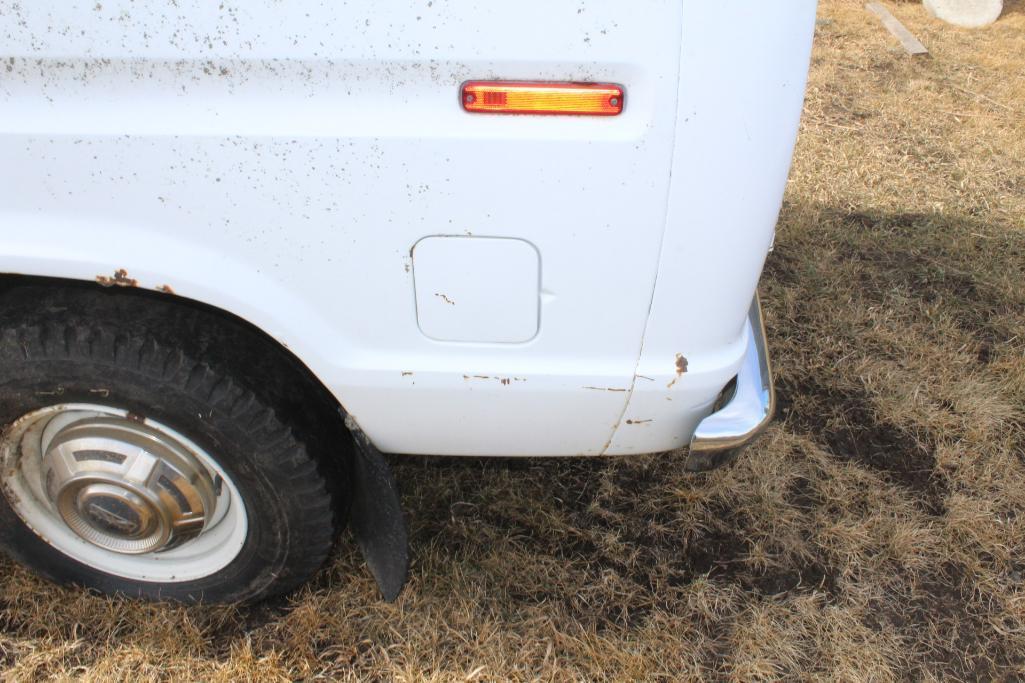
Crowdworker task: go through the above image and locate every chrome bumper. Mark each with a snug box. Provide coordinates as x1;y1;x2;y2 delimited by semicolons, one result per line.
686;294;776;471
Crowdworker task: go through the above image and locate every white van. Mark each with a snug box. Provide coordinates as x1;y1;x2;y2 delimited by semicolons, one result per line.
0;1;817;602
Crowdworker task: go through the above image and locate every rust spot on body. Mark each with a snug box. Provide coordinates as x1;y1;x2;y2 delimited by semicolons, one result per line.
666;353;688;389
96;268;138;288
464;375;526;384
401;371;413;377
155;284;175;294
676;354;688;374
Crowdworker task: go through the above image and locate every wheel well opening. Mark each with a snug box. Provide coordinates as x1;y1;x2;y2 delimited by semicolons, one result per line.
0;273;352;501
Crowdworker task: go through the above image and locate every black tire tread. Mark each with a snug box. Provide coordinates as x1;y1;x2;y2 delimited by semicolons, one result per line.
0;313;337;603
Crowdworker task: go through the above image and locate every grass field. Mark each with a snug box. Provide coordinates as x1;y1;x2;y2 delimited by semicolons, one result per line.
2;1;1024;680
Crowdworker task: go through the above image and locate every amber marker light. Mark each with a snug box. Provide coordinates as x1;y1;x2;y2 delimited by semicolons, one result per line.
460;81;624;116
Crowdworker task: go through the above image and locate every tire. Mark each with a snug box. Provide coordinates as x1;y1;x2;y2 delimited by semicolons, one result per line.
0;303;337;603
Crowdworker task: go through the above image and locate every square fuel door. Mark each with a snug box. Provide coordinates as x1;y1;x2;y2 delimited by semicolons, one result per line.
412;236;540;343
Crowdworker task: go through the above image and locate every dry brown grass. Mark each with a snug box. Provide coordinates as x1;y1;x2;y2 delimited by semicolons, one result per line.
3;1;1025;680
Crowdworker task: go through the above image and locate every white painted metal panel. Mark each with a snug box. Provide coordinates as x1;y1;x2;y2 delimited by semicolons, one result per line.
0;1;683;456
606;0;818;454
0;1;816;457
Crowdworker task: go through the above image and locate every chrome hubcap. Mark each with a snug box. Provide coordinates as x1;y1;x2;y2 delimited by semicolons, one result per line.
41;417;217;554
1;404;247;582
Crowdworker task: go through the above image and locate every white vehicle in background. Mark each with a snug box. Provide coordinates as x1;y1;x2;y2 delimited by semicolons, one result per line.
0;1;817;603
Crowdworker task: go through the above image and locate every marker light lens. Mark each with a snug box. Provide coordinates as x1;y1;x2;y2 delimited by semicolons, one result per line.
461;81;624;116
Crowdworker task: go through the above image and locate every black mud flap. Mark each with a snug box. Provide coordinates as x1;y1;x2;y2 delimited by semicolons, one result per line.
343;414;409;602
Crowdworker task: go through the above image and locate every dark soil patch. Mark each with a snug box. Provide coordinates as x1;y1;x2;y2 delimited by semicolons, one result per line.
752;562;838;595
777;373;946;515
902;563;1025;680
786;475;823;512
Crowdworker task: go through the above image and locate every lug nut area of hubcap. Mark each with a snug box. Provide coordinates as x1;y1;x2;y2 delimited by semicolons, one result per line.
77;484;154;538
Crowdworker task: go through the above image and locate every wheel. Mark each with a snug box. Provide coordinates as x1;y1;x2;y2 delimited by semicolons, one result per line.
0;306;337;603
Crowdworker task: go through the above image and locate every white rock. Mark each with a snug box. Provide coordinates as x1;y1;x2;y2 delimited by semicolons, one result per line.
924;0;1003;28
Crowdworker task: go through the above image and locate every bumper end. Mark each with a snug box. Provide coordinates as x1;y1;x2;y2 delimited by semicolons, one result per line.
685;294;776;471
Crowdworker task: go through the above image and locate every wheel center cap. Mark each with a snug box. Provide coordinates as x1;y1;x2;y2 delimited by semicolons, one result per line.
78;485;151;538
